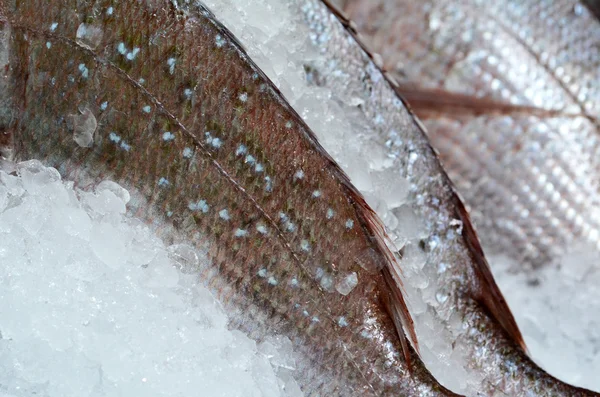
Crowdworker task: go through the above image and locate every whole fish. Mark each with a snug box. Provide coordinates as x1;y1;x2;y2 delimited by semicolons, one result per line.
333;0;600;272
0;1;460;396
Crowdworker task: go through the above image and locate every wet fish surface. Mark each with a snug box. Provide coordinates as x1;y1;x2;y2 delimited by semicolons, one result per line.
333;0;600;272
287;0;599;395
0;1;459;396
1;0;598;396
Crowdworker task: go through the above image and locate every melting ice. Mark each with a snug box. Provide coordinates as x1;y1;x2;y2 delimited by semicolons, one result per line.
0;161;301;397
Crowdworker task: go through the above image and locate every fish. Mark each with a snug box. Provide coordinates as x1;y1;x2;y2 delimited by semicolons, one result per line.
1;1;597;396
288;0;599;395
331;0;600;272
0;1;461;396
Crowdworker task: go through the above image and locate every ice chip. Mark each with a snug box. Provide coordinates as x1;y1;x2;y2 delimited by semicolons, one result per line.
335;272;358;296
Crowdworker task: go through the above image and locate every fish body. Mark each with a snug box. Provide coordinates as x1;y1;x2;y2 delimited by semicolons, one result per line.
0;1;458;396
283;0;599;395
334;0;600;272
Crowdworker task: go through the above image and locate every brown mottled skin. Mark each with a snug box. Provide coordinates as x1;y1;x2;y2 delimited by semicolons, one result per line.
0;1;460;395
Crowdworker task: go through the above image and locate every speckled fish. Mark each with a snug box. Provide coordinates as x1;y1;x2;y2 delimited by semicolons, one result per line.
0;1;466;396
287;0;599;395
333;0;600;272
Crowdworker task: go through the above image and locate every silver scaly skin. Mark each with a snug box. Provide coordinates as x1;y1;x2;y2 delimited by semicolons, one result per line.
335;0;600;272
293;0;599;395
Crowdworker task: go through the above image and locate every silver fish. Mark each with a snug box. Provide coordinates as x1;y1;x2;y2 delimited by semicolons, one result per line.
288;0;599;395
333;0;600;272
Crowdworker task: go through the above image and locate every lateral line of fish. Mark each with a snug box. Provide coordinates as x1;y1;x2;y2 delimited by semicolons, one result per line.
319;0;528;353
320;0;593;123
6;5;414;379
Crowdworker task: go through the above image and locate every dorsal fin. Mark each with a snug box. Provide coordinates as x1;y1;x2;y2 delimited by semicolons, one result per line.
333;171;419;362
319;0;527;353
454;196;527;352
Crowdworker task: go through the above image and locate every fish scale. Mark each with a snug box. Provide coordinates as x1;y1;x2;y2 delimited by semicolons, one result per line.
0;0;461;395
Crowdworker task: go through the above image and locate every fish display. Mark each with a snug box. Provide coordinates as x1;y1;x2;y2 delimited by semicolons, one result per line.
0;0;598;396
332;0;600;272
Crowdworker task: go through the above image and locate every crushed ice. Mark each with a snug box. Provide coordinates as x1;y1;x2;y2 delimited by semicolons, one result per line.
0;160;301;397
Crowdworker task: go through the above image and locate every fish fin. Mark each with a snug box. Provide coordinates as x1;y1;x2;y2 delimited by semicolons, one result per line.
348;189;420;359
382;265;417;366
321;0;525;356
394;85;584;119
454;198;528;353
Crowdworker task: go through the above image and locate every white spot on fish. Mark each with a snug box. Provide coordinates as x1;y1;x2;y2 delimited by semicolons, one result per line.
311;317;320;323
258;268;268;278
293;170;304;180
50;22;58;32
126;47;140;61
320;274;333;290
302;310;309;317
46;42;51;49
312;190;321;198
290;278;299;287
167;57;176;74
285;121;293;129
138;78;145;85
338;317;349;327
235;228;248;238
106;6;114;15
300;240;310;252
78;63;89;79
189;200;209;213
100;101;108;111
286;221;296;233
256;224;268;234
326;208;335;219
215;34;226;48
109;132;121;143
158;177;169;187
245;155;256;165
255;163;264;173
162;132;175;142
316;268;324;279
268;276;278;286
264;176;273;192
142;105;151;113
235;144;247;156
239;92;248;102
184;88;193;99
211;138;222;148
218;209;230;221
182;147;193;158
345;219;354;229
120;141;131;151
117;42;127;55
166;211;173;217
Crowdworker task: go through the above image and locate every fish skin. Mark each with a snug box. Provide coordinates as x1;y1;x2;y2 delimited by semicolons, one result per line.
0;1;461;396
293;0;600;395
333;0;600;272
